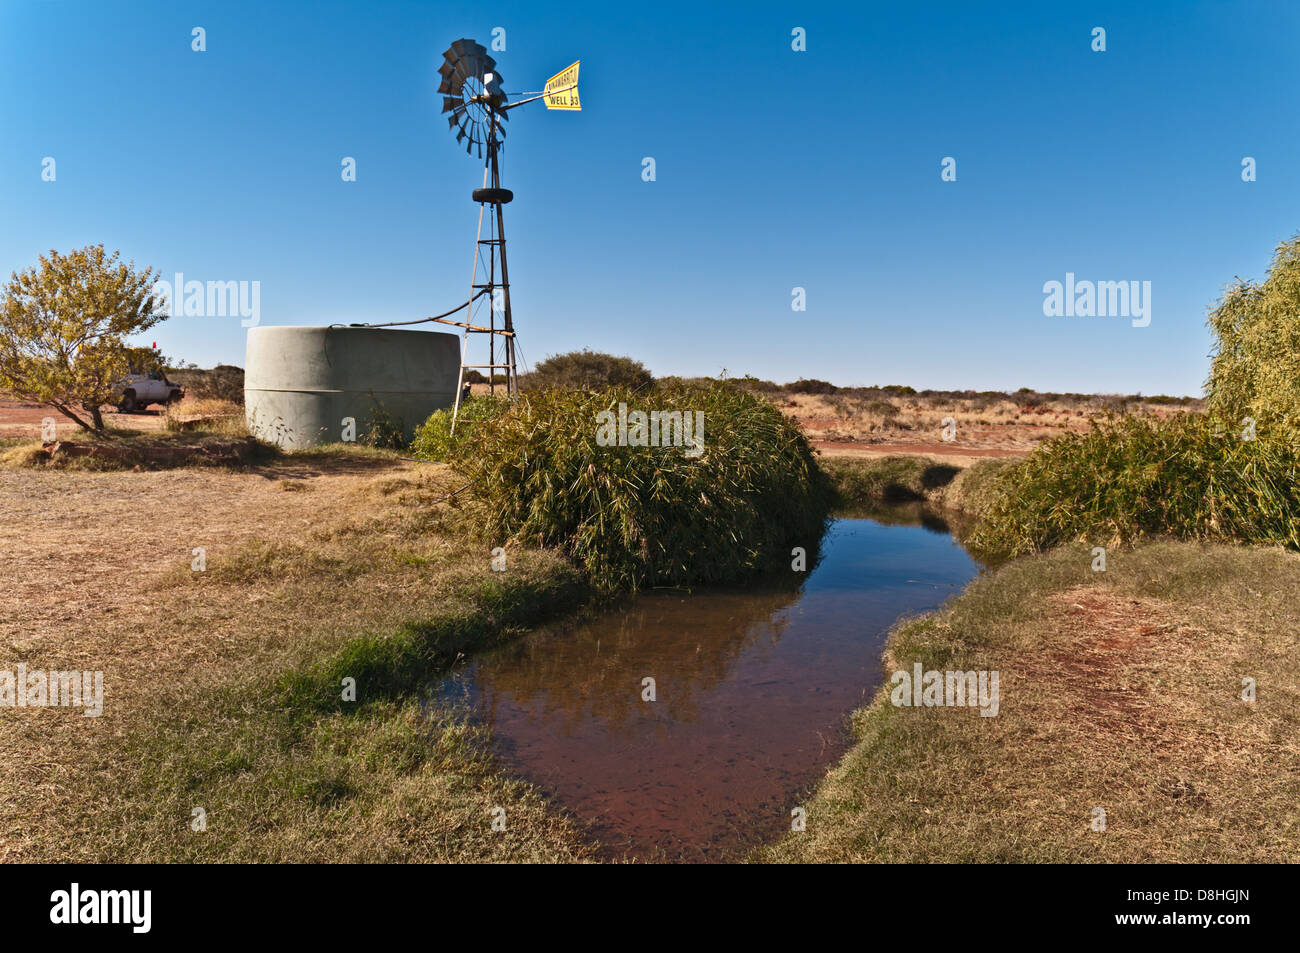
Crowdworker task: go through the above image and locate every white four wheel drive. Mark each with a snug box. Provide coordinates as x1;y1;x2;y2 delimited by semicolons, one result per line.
117;372;184;413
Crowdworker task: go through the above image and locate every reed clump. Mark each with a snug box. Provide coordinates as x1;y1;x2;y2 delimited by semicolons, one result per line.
447;380;833;590
968;413;1300;558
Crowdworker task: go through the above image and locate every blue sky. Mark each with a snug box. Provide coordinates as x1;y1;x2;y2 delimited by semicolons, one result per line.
2;0;1297;395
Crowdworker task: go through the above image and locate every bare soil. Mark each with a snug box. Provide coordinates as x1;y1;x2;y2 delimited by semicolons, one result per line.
0;400;168;438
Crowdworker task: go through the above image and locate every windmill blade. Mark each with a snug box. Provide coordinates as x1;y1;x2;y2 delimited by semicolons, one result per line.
436;59;461;95
448;38;477;59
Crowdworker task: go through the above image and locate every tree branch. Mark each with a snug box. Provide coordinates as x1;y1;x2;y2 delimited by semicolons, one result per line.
46;400;98;436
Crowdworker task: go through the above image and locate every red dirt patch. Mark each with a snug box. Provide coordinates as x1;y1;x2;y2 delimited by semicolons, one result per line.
1024;588;1178;730
0;400;165;438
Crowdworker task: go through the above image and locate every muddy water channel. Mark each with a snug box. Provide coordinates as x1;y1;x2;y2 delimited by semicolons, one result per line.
436;508;982;861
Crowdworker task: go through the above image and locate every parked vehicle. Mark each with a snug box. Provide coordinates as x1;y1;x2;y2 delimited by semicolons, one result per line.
117;371;184;412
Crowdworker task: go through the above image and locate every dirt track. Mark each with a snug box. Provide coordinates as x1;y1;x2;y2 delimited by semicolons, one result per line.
0;400;165;438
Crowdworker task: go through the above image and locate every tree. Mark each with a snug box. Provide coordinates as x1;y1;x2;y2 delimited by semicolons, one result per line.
0;245;166;432
1206;234;1300;440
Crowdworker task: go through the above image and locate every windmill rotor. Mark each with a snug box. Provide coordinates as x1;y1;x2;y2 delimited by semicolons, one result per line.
438;38;508;158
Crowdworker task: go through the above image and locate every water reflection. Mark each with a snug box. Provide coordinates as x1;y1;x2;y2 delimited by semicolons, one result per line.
436;508;981;861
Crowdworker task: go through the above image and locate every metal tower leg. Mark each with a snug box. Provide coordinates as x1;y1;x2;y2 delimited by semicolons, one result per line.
443;129;518;431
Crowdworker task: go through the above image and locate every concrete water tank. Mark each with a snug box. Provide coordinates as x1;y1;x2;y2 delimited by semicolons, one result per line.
244;326;460;449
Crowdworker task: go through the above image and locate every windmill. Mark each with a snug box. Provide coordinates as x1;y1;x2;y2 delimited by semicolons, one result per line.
433;38;581;425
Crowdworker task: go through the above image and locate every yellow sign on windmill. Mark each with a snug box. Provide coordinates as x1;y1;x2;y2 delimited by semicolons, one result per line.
544;61;581;110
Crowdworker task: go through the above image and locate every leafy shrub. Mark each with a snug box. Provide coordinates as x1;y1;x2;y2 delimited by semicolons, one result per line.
519;349;653;392
410;395;509;462
1206;234;1300;438
969;413;1300;558
447;380;832;590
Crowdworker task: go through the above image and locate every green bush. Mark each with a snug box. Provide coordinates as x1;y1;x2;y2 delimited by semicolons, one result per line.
518;349;653;392
1206;234;1300;438
447;380;833;590
410;395;509;462
968;413;1300;558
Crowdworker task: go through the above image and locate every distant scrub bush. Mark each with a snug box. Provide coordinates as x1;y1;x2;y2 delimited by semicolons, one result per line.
784;378;837;395
445;380;832;590
461;370;508;385
737;375;780;392
969;414;1300;558
519;349;653;392
168;364;245;404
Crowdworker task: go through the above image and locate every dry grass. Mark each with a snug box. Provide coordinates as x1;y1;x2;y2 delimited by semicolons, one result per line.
164;396;246;434
0;452;594;862
755;540;1300;863
779;391;1201;453
168;396;242;417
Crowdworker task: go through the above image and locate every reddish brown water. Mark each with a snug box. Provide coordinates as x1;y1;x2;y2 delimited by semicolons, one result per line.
436;513;980;861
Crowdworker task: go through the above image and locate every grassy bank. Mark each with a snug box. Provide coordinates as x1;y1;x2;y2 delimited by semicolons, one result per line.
820;454;1014;517
756;540;1300;863
2;458;596;862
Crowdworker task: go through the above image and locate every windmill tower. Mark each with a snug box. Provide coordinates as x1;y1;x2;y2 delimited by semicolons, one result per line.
433;39;581;426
